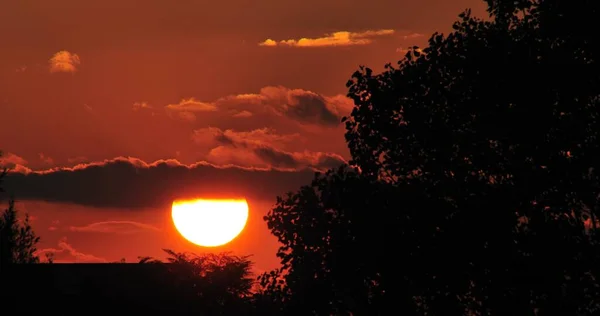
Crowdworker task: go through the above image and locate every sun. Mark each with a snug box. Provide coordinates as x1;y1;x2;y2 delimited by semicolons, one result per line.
171;198;249;247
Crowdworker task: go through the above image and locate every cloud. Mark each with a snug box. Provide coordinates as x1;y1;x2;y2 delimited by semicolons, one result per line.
164;98;218;121
259;29;395;47
165;97;217;112
192;127;302;148
402;33;424;40
192;127;345;170
0;152;27;168
48;219;60;231
2;157;316;209
49;50;80;73
70;221;161;234
133;101;152;111
0;153;30;173
260;39;277;47
396;46;424;55
37;237;107;263
165;86;353;127
257;86;350;125
67;156;88;164
38;153;54;165
206;146;346;171
177;111;197;122
232;110;253;118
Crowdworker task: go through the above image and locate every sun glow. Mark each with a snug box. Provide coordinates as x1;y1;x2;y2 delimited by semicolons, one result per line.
171;198;249;247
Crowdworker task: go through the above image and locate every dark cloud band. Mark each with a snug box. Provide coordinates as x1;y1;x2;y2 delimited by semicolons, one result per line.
2;157;315;209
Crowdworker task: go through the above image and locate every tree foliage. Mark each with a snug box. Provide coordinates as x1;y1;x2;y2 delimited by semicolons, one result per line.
342;1;600;314
260;166;394;315
139;249;255;314
263;0;600;315
0;198;41;269
0;151;41;271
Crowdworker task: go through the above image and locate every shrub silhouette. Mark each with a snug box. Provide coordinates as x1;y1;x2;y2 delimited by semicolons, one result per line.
139;249;255;315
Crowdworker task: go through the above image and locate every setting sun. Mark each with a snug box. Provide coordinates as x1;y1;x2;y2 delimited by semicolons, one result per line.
171;199;249;247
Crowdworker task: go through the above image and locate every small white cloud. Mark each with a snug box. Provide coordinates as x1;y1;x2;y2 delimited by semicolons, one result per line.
49;50;81;73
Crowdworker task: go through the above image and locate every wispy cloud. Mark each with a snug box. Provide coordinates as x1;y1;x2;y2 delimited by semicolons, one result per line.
259;29;395;47
192;127;345;170
165;98;217;112
402;33;424;40
232;110;253;118
164;86;353;126
48;220;60;231
132;101;152;111
70;221;161;234
37;237;107;263
38;153;54;165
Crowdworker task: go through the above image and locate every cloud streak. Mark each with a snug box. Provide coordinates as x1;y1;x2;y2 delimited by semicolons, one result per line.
192;127;346;170
232;110;253;118
2;157;316;209
132;101;152;111
259;29;395;47
70;221;161;234
166;98;218;112
37;237;107;263
163;86;353;127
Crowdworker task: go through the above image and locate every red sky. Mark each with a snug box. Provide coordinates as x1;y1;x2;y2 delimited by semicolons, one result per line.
0;0;486;272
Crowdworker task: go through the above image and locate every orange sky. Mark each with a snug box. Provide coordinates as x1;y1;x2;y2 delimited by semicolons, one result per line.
0;0;486;272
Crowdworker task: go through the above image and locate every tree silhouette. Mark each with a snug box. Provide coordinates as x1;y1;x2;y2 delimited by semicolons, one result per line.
262;0;600;315
341;0;600;314
0;151;41;274
260;166;395;315
0;198;41;270
139;249;255;315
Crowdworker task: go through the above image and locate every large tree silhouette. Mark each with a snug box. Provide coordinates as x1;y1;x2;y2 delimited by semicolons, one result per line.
263;0;600;315
343;0;600;314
